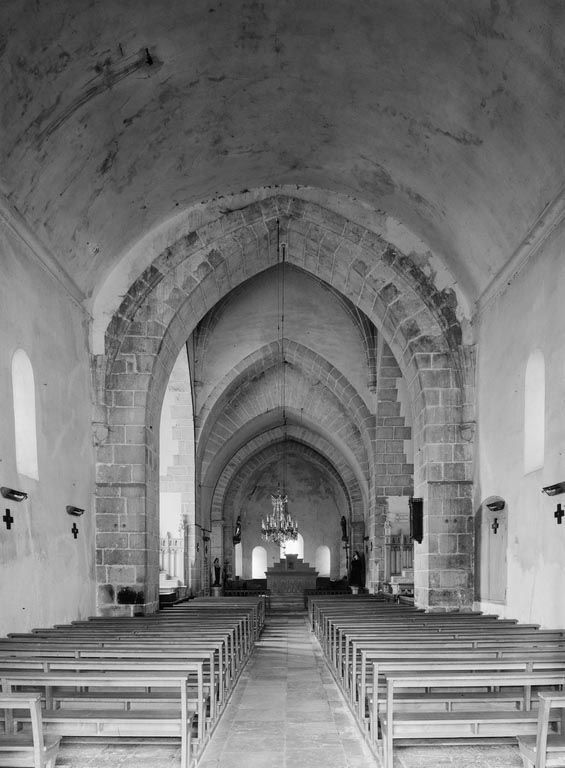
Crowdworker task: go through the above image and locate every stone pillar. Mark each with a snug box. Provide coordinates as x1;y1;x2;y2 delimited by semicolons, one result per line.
350;520;365;556
339;539;348;579
369;497;387;592
95;422;158;615
413;480;474;611
211;519;224;565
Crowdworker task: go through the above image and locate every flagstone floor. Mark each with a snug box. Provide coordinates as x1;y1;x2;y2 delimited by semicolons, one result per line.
54;610;525;767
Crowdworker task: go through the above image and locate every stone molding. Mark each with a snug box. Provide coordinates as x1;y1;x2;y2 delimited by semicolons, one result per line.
476;186;565;317
0;190;87;311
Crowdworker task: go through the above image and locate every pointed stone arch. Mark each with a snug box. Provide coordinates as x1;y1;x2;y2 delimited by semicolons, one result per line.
209;424;364;526
95;194;474;613
196;340;373;484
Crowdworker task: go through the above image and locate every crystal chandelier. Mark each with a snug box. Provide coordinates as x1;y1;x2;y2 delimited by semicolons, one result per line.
261;224;298;545
261;491;298;545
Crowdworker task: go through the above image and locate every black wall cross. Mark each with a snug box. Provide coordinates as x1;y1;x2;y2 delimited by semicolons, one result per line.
3;509;14;530
491;517;499;534
555;504;565;525
71;522;79;539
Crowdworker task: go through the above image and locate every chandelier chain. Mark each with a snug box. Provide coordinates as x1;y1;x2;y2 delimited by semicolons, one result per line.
261;221;297;545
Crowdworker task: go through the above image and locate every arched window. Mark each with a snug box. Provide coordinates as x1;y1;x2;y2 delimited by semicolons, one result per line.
315;545;331;577
280;533;304;560
11;349;39;480
251;546;267;579
234;542;243;578
524;350;545;473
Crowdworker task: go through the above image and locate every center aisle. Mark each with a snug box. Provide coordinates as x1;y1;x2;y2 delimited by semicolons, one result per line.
198;611;376;768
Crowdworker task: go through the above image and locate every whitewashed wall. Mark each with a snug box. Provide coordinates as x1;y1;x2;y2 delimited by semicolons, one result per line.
476;222;565;628
0;226;95;636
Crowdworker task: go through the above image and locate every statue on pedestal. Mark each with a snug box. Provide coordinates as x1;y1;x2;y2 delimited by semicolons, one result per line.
350;550;365;589
233;515;241;545
213;557;221;586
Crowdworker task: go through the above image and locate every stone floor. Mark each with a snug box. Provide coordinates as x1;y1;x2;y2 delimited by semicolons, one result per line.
54;610;525;767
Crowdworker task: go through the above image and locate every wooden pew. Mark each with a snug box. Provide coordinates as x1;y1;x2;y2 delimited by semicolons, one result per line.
517;693;565;768
0;657;207;743
324;622;563;694
356;645;565;720
0;596;262;765
2;672;194;768
308;595;565;766
0;694;60;768
368;657;565;742
328;615;552;669
0;640;224;719
381;671;565;768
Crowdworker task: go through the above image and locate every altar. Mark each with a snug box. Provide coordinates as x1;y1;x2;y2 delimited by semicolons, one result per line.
266;554;318;595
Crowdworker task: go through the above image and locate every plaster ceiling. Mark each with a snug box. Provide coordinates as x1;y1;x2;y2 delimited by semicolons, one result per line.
2;0;565;306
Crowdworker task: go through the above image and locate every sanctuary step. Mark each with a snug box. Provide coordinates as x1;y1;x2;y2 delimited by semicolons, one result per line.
269;595;305;612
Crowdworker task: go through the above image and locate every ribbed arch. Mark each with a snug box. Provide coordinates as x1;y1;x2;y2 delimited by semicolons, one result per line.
104;195;464;399
197;339;373;483
222;438;356;523
210;425;363;532
222;440;352;532
194;268;378;394
95;194;472;612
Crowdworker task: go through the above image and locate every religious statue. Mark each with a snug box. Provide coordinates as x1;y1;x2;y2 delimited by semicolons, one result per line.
233;515;242;545
349;550;365;588
213;557;221;586
340;515;348;542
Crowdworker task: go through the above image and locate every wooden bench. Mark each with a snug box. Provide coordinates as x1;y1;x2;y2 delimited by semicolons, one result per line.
0;639;226;716
380;671;565;768
0;694;60;768
357;646;565;722
0;656;207;743
518;693;565;767
0;596;263;766
2;671;195;768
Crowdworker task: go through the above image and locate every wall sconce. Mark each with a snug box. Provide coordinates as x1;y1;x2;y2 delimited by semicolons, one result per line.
66;505;85;516
486;499;505;512
1;487;28;502
541;482;565;497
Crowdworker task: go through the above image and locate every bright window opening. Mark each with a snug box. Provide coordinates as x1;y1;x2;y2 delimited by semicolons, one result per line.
12;349;39;480
315;545;331;577
251;546;267;579
280;532;304;560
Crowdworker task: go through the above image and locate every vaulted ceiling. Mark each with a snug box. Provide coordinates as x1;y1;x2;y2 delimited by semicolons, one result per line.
2;0;564;314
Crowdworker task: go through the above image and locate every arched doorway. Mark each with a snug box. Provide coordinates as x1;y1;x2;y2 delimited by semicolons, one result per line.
475;498;508;606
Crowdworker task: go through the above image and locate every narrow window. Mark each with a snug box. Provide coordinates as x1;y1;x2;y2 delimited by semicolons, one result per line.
234;542;243;578
251;546;267;579
280;532;304;560
12;349;39;480
524;350;545;473
315;545;331;577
